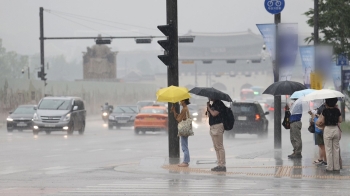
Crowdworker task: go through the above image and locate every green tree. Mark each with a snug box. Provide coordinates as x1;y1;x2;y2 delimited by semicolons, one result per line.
304;0;350;55
0;38;30;79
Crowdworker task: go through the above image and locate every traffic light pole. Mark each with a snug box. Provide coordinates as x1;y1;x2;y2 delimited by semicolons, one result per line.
40;7;45;83
166;0;180;159
274;13;282;149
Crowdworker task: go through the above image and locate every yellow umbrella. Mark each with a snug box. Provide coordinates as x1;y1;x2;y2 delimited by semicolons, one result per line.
156;85;191;103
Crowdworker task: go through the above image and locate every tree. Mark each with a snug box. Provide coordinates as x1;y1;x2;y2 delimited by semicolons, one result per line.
0;38;30;79
304;0;350;55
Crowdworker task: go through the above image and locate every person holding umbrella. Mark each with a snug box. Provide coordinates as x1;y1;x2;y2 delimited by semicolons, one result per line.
288;99;303;159
318;98;342;172
171;99;192;167
207;98;227;172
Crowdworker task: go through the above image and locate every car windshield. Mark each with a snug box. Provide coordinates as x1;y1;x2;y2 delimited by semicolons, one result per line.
38;99;71;110
113;106;138;113
232;104;257;113
13;106;35;114
140;108;165;114
137;102;154;109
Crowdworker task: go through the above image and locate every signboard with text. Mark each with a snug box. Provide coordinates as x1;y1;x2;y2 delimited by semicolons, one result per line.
264;0;285;14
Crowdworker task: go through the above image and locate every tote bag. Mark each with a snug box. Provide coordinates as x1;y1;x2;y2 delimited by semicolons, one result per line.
178;111;194;137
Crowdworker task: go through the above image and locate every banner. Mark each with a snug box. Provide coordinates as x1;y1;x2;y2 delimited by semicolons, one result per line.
299;46;314;88
278;23;298;81
315;45;333;78
343;70;350;91
332;62;341;91
257;23;298;81
256;24;276;61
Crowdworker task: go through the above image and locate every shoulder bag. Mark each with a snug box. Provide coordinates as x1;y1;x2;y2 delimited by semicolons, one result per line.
178;111;194;137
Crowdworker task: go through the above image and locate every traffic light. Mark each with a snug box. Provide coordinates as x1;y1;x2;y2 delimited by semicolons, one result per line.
37;68;47;81
157;23;174;66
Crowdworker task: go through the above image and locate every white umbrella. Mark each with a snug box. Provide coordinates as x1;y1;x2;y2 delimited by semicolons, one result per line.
290;98;321;115
302;89;344;101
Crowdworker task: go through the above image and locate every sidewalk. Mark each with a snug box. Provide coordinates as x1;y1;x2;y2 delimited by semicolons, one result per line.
114;148;350;180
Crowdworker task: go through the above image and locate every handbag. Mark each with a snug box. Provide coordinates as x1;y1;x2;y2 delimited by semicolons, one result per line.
316;114;325;131
308;122;315;133
282;111;291;130
177;111;194;137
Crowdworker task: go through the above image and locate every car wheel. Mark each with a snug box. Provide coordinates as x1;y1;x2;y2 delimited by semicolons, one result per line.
116;126;120;130
7;129;13;133
68;124;74;135
108;123;113;130
45;130;51;135
18;129;23;132
134;129;139;135
33;130;38;135
79;122;85;135
142;130;146;134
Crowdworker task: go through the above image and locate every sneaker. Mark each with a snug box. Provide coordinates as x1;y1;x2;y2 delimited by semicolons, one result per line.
288;154;302;159
317;161;327;167
211;166;226;172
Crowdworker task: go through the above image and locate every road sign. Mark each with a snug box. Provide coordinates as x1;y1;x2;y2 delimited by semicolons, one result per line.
264;0;285;15
336;53;349;66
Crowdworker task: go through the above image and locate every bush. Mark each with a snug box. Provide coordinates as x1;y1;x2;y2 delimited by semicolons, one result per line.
340;122;350;133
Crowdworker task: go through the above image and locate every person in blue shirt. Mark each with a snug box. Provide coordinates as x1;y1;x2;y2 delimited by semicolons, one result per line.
288;100;302;158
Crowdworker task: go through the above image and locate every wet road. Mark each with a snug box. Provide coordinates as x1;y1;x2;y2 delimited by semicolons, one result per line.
1;117;350;195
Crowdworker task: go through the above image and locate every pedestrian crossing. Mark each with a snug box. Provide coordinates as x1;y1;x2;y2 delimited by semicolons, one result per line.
52;178;350;196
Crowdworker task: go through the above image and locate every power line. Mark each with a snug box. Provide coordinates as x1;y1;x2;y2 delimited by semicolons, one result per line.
49;12;113;37
46;9;151;36
45;9;159;32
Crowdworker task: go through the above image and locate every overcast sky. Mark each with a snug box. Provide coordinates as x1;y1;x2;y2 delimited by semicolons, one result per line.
0;0;314;61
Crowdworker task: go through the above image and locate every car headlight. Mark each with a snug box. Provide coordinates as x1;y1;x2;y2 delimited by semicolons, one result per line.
192;112;198;116
33;113;39;121
103;112;108;116
6;117;13;122
109;115;114;120
63;113;71;121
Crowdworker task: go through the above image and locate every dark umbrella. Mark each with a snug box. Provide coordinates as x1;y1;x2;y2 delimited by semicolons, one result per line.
189;87;232;102
263;81;307;96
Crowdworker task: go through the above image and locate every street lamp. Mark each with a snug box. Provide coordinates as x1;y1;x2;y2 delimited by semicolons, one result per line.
21;66;30;79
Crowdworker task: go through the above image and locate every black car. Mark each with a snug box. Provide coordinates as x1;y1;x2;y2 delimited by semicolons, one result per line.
108;105;138;129
32;97;86;135
7;105;36;132
225;101;269;138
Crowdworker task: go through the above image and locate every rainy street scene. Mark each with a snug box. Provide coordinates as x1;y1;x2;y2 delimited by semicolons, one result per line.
2;0;350;195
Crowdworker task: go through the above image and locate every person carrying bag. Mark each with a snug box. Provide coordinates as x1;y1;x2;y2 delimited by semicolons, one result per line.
171;98;193;167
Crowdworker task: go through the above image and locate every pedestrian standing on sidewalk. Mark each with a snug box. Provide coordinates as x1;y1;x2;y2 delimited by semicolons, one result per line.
312;104;327;166
288;100;303;159
319;98;342;172
171;99;191;167
207;98;226;172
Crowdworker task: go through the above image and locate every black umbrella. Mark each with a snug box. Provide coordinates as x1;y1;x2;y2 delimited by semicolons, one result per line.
189;87;232;102
263;81;307;96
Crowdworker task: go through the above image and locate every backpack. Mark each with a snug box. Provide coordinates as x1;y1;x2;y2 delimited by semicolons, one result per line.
222;104;235;131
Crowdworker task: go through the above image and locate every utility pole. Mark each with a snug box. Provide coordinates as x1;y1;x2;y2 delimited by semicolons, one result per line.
158;0;179;159
194;62;198;86
167;0;179;159
274;13;281;149
39;7;46;84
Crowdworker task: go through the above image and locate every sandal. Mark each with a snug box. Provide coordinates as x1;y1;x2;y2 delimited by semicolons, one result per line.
178;163;189;167
313;159;323;164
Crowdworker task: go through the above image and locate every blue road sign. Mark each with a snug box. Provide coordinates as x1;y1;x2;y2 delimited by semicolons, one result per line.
336;53;349;66
264;0;285;14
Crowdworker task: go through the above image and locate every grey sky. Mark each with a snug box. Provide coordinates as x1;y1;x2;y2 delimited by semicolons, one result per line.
0;0;313;60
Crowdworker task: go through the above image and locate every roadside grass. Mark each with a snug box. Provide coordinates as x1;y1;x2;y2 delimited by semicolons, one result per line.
340;122;350;133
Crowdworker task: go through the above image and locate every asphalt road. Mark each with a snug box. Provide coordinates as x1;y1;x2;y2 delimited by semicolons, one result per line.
1;117;350;195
